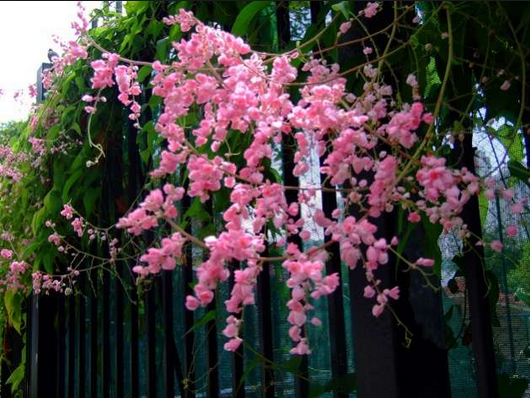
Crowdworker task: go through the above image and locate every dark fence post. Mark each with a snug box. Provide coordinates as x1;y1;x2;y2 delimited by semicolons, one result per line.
126;114;142;398
145;282;157;398
229;262;245;398
162;270;175;398
257;250;275;397
77;279;86;398
455;133;499;398
181;188;196;398
275;2;309;396
310;3;350;397
24;62;60;398
205;201;219;398
337;4;452;397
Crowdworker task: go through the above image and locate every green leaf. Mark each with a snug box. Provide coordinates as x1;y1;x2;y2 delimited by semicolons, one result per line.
232;1;272;37
6;364;25;393
4;291;22;334
31;207;48;234
309;373;357;397
46;124;61;144
124;1;149;15
42;250;56;274
326;373;357;394
83;187;100;218
331;1;350;19
62;169;84;202
183;197;211;223
137;65;153;83
185;310;215;335
478;190;489;227
276;356;302;374
155;37;170;61
508;160;530;185
44;189;62;214
421;219;443;277
498;373;529;398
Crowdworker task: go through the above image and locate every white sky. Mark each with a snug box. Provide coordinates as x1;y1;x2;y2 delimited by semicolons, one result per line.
0;1;100;124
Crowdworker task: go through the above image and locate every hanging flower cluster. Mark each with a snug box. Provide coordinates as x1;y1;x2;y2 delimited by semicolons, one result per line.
77;8;526;354
5;2;526;358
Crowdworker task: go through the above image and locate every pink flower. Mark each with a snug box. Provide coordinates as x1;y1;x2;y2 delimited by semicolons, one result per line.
48;233;61;246
363;46;373;55
384;286;400;300
139;233;186;273
416;258;434;267
339;21;352;34
185;295;200;311
290;339;311;355
364;285;376;298
406;74;418;87
1;249;13;259
506;225;518;238
372;304;385;317
500;80;511;91
512;202;524;214
490;240;503;253
363;2;379;18
60;204;74;220
408;212;421;223
224;337;243;352
71;217;84;237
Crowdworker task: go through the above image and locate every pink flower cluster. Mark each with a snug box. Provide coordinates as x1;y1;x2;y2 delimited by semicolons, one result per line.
114;65;142;123
283;245;339;354
104;8;517;355
117;184;185;235
0;260;30;293
134;232;186;275
0;145;28;182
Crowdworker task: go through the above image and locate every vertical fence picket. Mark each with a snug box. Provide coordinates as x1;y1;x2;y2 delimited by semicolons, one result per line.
275;2;309;396
89;271;98;397
68;295;76;398
145;281;157;398
229;262;245;397
57;295;66;397
102;273;110;398
115;267;124;398
78;281;86;398
257;250;275;398
126;115;142;398
162;270;175;398
309;2;350;396
455;133;499;398
181;190;196;398
206;297;219;397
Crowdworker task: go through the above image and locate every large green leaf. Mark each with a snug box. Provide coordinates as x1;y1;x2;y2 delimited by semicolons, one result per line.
508;160;530;185
232;1;272;37
498;373;529;398
4;291;22;334
43;189;62;214
309;373;357;397
62;169;84;202
421;219;443;277
185;309;215;335
6;363;25;393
